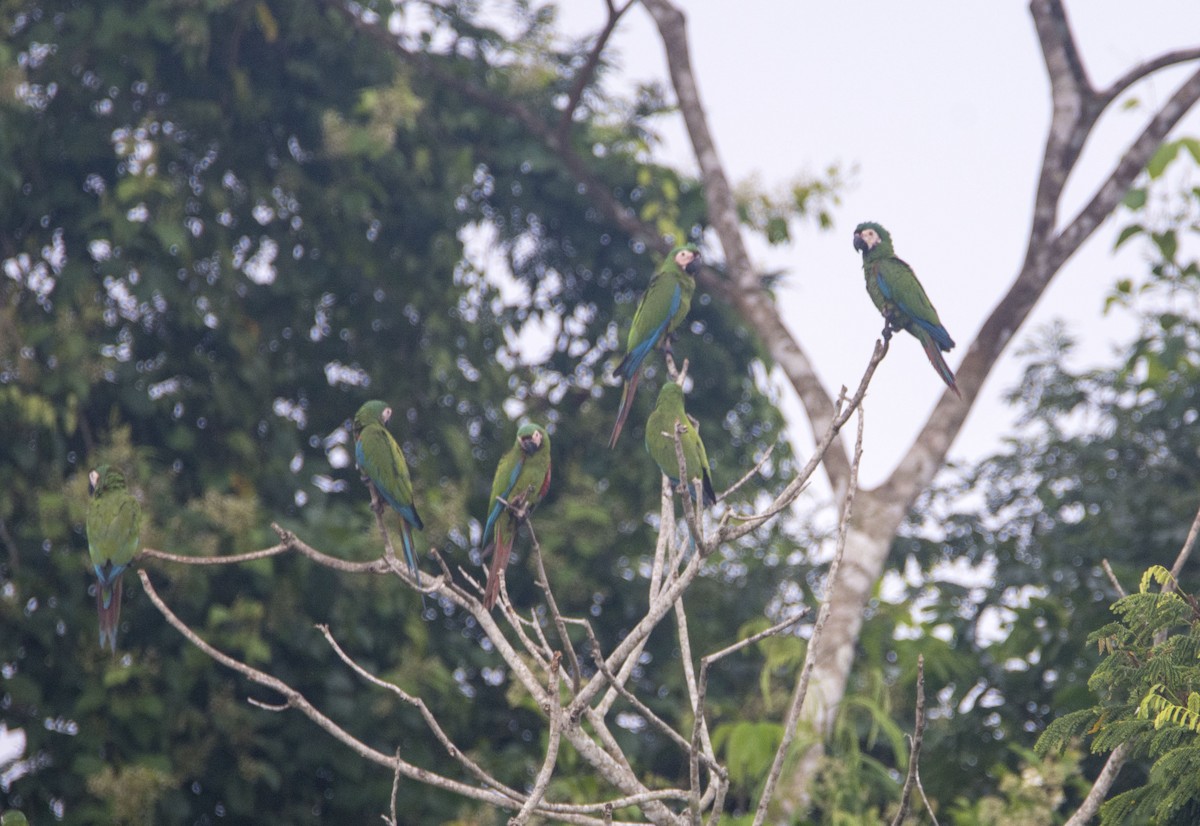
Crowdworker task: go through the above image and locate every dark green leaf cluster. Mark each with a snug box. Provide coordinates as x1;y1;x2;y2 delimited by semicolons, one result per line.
1036;569;1200;825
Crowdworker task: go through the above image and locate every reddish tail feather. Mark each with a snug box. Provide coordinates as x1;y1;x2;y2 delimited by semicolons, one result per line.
919;332;961;398
608;371;642;449
96;573;124;652
482;525;515;610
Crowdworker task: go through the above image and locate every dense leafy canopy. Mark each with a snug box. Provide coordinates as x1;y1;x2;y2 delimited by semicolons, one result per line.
0;1;798;821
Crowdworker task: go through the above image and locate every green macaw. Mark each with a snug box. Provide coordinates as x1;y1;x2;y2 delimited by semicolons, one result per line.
852;222;961;397
86;465;141;652
353;400;424;584
645;382;716;507
609;244;701;448
480;423;552;610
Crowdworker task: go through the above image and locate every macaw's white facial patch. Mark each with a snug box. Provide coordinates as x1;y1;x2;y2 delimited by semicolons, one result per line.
675;249;698;269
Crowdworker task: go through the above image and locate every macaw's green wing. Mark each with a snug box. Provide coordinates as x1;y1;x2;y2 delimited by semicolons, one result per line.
87;492;141;570
691;418;717;506
356;424;423;530
875;258;954;350
618;276;682;381
87;485;140;651
645;388;715;507
482;449;525;550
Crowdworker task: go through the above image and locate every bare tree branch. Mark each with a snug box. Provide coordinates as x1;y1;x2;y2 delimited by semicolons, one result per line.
720;338;887;543
137;570;524;810
556;0;635;143
511;654;564;825
318;624;521;802
1063;742;1131;826
752;406;865;826
529;522;583;692
1099;47;1200;106
889;655;932;826
717;443;775;502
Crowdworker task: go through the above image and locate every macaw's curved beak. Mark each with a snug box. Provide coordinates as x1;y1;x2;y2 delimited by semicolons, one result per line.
683;253;701;275
852;233;868;254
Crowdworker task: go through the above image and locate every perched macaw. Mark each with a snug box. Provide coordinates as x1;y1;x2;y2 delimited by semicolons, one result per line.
852;222;961;397
353;400;424;584
480;423;552;610
645;382;716;507
87;465;141;652
609;244;701;448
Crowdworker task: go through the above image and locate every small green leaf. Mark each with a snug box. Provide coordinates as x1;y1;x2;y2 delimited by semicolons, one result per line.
1146;141;1181;179
1114;224;1144;250
1122;188;1147;210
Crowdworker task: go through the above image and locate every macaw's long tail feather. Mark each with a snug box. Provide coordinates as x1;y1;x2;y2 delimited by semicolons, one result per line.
608;371;642;449
399;522;422;587
482;523;515;610
95;572;124;652
918;331;962;398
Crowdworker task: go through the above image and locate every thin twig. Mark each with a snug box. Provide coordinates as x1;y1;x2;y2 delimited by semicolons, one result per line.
318;624;521;801
139;543;294;565
595;479;675;718
555;0;634;142
673;591;714;822
581;626;720;774
529;522;582;693
889;655;930;826
1167;500;1200;587
688;612;808;824
707;611;810;666
137;570;522;808
720;338;887;543
384;749;402;826
752;405;865;826
717;443;776;502
1101;559;1128;598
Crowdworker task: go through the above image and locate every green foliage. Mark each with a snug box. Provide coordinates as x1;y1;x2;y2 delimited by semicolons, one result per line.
0;1;800;822
948;746;1083;826
1036;571;1200;825
734;164;853;245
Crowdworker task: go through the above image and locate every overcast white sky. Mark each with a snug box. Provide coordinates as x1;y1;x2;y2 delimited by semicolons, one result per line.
555;1;1200;488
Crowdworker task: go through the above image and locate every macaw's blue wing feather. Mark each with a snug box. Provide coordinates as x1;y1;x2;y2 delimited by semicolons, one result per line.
874;271;892;302
616;282;682;381
911;315;954;351
357;433;423;530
